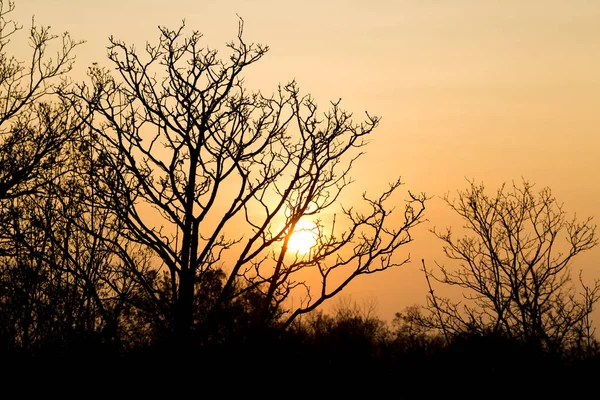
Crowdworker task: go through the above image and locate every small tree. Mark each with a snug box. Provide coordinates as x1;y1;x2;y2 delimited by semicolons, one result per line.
73;20;426;341
423;179;599;352
298;297;391;368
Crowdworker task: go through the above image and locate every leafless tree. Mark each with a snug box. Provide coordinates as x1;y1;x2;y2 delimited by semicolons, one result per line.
73;20;426;340
422;179;599;352
0;113;154;350
0;0;82;200
0;0;116;350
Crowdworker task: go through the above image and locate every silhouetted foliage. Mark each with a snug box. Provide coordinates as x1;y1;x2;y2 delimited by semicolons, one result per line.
297;297;390;368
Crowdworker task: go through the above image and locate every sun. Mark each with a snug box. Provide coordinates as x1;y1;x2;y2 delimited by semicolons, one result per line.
286;221;318;255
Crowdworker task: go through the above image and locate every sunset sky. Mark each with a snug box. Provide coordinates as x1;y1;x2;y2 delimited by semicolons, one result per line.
13;0;600;321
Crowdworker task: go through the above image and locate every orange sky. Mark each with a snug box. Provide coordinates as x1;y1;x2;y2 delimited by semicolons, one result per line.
13;0;600;322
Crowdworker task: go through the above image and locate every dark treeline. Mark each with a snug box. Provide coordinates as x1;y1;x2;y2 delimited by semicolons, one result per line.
0;2;598;394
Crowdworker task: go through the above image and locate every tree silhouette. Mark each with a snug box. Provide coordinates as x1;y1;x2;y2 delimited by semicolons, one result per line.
421;179;599;353
0;0;81;200
0;0;96;351
0;104;157;352
72;20;426;342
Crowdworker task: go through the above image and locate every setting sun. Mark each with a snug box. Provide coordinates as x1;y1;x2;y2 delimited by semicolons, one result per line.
286;221;318;255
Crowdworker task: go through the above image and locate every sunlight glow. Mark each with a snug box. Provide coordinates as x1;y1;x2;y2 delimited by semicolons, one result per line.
286;220;318;255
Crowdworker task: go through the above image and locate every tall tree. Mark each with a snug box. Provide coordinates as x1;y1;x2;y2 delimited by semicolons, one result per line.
75;20;426;341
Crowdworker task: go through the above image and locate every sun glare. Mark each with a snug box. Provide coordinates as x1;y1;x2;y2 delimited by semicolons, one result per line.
286;221;318;255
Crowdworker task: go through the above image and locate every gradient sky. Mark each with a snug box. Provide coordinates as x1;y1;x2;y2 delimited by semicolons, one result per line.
12;0;600;321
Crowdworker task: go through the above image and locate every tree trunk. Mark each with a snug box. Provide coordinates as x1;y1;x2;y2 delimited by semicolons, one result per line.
174;268;195;344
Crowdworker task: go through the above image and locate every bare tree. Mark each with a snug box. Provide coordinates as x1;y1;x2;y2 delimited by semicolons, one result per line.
0;1;112;351
0;0;82;200
0;108;155;351
422;179;599;352
73;20;426;340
